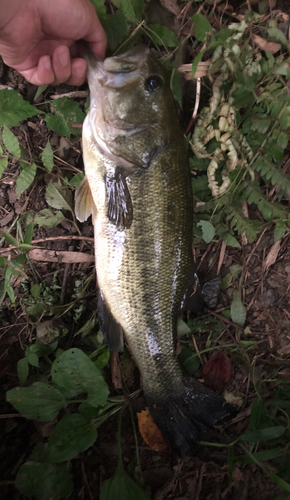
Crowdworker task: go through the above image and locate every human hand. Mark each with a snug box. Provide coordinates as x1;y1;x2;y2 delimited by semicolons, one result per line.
0;0;107;86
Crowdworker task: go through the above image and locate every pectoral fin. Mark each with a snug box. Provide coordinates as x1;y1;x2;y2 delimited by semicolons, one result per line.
75;176;95;222
98;291;124;352
106;167;133;230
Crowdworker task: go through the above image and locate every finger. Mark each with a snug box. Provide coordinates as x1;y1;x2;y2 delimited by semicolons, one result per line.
52;45;72;84
20;55;55;86
65;58;87;86
84;16;107;60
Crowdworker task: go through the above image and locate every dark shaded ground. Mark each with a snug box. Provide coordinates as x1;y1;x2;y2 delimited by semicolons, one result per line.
1;1;290;499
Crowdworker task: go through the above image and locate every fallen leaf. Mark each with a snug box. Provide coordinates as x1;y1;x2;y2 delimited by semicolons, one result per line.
29;249;94;263
137;408;168;451
202;351;232;391
223;390;244;409
277;345;290;357
253;34;281;54
178;60;211;79
263;240;281;271
159;0;180;16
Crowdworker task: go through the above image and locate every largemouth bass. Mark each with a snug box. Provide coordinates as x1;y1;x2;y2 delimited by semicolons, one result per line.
75;45;234;455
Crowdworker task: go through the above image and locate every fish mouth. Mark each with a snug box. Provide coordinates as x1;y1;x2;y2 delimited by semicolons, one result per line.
93;45;150;89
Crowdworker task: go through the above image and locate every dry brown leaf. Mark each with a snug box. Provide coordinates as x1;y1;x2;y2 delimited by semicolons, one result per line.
277;344;290;357
159;0;180;16
137;408;168;451
263;240;281;271
253;34;281;54
217;240;227;275
29;249;94;263
178;60;211;79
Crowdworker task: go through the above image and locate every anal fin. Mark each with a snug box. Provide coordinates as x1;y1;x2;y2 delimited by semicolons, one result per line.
75;175;95;222
98;291;124;352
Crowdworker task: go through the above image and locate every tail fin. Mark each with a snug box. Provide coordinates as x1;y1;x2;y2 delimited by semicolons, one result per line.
144;377;235;456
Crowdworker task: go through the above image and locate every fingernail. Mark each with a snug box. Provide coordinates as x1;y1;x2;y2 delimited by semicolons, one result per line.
57;46;69;67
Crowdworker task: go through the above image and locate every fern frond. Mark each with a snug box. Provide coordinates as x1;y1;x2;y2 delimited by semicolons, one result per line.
243;182;287;220
226;207;264;243
252;157;290;196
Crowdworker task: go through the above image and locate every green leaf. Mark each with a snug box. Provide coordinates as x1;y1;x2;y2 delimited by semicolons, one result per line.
47;414;97;462
229;264;243;278
26;302;46;318
223;234;241;248
197;220;215;243
6;382;66;421
34;208;65;228
0;256;7;266
45;97;85;137
232;447;282;464
17;358;29;385
100;462;150;500
51;348;109;407
0;156;8;178
15;163;37;197
31;283;41;299
89;0;107;18
15;459;73;500
45;181;73;213
0;89;40;128
240;426;285;442
192;13;213;42
95;346;110;370
221;273;232;290
112;0;135;20
147;24;179;47
274;219;286;243
1;230;17;246
104;11;128;52
267;27;288;46
131;0;144;21
177;318;191;337
27;352;39;368
230;291;246;327
179;346;200;375
191;50;205;78
24;222;34;245
69;172;85;187
41;140;54;172
2;124;21;157
250;399;264;431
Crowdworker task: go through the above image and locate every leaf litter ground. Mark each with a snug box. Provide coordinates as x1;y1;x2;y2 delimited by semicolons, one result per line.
1;1;290;499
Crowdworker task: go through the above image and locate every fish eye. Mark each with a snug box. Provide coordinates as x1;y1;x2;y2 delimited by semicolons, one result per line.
145;75;163;92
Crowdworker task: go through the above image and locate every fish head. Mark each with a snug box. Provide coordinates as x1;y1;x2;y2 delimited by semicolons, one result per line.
85;45;182;171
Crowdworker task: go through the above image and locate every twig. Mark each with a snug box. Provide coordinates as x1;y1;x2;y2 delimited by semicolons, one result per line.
0;235;94;255
245;227;267;267
205;308;244;332
51;91;87;100
81;462;94;500
114;20;145;55
195;462;206;500
217;240;227;275
192;335;204;366
185;77;201;136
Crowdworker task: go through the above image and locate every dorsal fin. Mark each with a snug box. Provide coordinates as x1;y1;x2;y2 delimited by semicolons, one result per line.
75;175;95;222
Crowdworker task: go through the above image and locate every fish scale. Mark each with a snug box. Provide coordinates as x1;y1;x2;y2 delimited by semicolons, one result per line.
76;45;235;455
